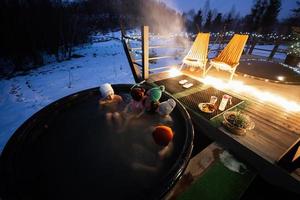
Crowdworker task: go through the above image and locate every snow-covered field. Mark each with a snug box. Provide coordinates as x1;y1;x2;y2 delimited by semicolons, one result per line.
0;30;289;153
0;32;134;153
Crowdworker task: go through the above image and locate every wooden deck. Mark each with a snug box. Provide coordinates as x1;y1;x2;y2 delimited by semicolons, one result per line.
147;70;300;194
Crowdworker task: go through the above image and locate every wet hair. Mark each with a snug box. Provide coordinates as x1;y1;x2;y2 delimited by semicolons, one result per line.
131;87;145;101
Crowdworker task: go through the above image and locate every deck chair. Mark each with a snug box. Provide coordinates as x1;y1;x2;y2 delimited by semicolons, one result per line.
180;33;210;76
205;34;249;81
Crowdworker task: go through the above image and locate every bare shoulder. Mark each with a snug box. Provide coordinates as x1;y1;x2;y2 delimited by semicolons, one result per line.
114;94;123;102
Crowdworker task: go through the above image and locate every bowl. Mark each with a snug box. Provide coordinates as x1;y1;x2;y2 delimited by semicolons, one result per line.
198;103;216;113
222;111;255;136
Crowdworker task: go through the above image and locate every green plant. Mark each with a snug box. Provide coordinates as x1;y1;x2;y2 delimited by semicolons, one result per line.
226;111;251;129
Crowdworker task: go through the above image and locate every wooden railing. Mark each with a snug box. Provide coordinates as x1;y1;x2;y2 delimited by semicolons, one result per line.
121;25;184;82
246;39;288;60
121;25;291;83
121;27;143;82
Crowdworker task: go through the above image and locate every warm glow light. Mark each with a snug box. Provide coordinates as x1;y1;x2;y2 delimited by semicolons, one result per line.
168;68;181;77
277;76;285;81
200;76;300;112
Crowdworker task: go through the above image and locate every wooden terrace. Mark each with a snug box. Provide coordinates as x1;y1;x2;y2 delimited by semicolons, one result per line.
121;26;300;197
149;69;300;192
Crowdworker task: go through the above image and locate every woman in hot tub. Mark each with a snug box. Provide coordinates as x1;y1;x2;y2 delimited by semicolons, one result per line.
98;83;124;127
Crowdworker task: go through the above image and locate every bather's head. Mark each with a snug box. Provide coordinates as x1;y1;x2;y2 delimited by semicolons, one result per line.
99;83;114;100
147;85;165;102
152;125;174;147
157;99;176;116
131;87;145;101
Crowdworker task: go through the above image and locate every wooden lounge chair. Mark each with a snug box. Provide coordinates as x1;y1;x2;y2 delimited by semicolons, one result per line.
205;34;249;81
180;33;210;76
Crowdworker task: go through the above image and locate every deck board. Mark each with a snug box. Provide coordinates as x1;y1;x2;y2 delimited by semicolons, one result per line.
148;71;300;186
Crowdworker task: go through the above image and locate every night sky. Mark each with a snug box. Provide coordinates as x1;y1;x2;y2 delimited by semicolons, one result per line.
161;0;297;19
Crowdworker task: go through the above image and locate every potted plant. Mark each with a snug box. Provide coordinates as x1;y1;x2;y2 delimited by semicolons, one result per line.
222;111;255;136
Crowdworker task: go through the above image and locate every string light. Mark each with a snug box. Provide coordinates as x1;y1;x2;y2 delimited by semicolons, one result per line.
166;69;300;112
200;76;300;112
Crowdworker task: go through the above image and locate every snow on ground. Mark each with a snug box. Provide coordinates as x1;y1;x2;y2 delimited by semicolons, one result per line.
0;32;134;153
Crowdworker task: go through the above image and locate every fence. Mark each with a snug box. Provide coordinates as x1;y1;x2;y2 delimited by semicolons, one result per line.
121;26;290;82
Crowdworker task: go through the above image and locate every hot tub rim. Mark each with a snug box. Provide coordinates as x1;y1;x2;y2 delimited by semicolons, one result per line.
0;84;194;200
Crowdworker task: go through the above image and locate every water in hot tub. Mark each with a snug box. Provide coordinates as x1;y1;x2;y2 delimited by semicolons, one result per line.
13;91;186;199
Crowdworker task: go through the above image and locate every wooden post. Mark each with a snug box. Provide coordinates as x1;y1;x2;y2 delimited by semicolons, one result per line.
142;26;149;80
120;22;126;39
245;41;251;55
248;39;257;55
268;43;279;61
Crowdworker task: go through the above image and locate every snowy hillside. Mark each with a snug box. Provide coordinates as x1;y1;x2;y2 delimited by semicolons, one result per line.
0;33;134;153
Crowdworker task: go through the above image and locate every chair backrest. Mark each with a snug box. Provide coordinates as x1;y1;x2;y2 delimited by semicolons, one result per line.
214;34;249;66
185;33;210;61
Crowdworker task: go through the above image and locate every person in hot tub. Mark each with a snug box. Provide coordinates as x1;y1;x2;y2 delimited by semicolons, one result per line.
130;125;174;173
141;85;165;115
112;86;147;132
123;86;146;117
120;86;174;133
98;83;124;127
98;83;123;107
123;85;165;119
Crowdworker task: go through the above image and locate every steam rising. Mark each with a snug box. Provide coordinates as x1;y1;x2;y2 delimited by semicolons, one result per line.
124;0;193;68
141;0;185;35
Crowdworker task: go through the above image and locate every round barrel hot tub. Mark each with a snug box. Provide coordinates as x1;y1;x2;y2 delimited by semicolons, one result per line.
0;84;194;200
238;57;300;84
